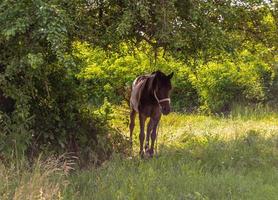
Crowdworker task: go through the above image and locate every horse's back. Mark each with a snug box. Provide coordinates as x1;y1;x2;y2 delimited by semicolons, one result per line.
130;75;149;112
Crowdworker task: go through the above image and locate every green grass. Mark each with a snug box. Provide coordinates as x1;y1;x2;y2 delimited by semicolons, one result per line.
2;108;278;199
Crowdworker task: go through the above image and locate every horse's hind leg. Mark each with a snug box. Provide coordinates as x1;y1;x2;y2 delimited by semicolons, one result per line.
129;109;136;147
139;113;147;158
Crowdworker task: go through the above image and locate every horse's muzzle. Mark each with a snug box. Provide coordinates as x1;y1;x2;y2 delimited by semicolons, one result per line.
161;106;171;115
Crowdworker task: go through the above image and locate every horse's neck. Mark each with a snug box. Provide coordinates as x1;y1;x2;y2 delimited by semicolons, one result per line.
141;84;156;104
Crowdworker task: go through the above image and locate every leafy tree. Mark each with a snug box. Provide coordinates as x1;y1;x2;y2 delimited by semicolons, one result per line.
0;0;111;162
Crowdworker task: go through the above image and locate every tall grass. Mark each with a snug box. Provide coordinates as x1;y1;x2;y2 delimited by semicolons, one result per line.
230;103;278;120
2;106;278;199
0;154;76;200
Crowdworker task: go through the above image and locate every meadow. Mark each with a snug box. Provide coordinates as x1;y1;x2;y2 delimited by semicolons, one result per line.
1;1;277;199
2;106;278;200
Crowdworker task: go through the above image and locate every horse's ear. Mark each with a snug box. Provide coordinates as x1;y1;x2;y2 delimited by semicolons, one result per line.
168;72;174;79
152;70;162;76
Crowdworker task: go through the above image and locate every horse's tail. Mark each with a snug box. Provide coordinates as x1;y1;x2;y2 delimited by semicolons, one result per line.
123;84;132;106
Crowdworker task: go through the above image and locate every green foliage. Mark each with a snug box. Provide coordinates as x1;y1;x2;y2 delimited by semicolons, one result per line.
73;41;200;111
73;41;274;113
73;0;276;60
0;0;71;159
0;0;117;162
0;112;33;160
191;61;242;113
191;53;274;113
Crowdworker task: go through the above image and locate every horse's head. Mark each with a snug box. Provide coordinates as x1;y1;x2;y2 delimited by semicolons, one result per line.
150;70;174;115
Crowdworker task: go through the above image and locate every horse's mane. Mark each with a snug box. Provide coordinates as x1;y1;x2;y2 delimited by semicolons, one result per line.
146;70;165;93
147;72;157;93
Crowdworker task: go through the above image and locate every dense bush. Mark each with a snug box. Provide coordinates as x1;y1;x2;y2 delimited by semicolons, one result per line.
73;42;200;111
190;61;242;113
73;42;274;113
192;51;274;113
0;1;119;164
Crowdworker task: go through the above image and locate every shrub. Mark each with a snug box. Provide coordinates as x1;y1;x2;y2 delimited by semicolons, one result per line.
73;42;274;114
191;61;243;113
73;42;199;112
190;52;274;113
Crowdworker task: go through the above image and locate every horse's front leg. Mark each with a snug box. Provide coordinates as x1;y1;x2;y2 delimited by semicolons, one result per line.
139;113;147;158
145;119;154;152
149;117;160;157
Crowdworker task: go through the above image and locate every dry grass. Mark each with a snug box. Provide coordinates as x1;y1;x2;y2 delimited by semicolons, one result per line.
0;154;77;200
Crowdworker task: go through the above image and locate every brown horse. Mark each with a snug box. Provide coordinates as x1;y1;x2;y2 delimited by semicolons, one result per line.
129;70;173;157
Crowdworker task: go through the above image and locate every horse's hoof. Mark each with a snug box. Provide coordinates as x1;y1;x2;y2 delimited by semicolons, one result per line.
139;151;144;159
147;149;154;158
145;145;149;152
